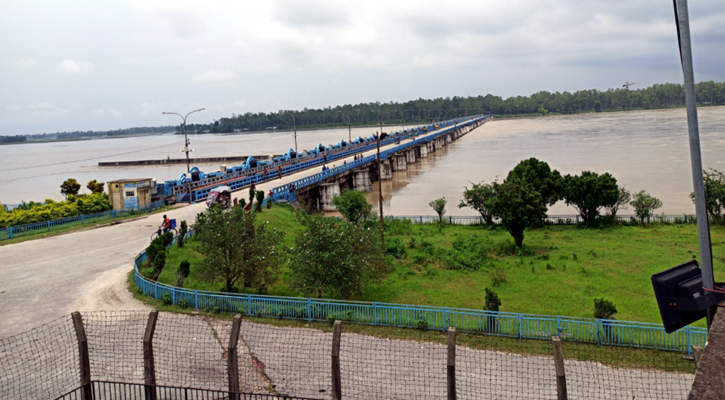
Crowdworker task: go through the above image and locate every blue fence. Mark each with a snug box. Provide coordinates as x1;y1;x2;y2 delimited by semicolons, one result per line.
384;214;697;226
133;229;707;354
0;200;166;241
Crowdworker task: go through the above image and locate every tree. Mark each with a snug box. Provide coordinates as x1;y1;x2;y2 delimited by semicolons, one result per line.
630;190;663;226
506;158;563;207
593;298;618;320
484;288;501;312
607;185;631;217
288;213;388;299
459;181;496;224
562;171;619;224
255;190;265;212
331;190;372;224
690;169;725;223
194;205;283;293
489;178;547;247
429;197;447;223
60;179;81;198
86;180;105;194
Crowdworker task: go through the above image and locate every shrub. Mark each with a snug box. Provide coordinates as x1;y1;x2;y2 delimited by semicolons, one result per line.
408;237;417;249
491;268;508;286
331;190;372;224
255;190;265;212
161;293;172;305
385;237;407;259
178;299;188;308
178;220;188;247
175;260;190;287
484;288;501;312
593;298;618;319
416;316;428;331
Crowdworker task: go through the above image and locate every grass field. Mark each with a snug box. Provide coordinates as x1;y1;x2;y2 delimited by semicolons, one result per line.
155;204;725;326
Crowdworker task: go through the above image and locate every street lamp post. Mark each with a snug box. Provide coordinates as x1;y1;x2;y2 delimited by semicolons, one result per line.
285;112;298;154
376;131;385;247
162;108;205;174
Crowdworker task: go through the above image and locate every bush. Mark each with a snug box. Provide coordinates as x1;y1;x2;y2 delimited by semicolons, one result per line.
176;260;191;287
331;190;372;224
178;299;188;308
491;268;508;287
416;316;428;331
385;237;407;259
484;288;501;312
429;197;447;223
161;293;172;305
593;298;618;319
178;220;188;247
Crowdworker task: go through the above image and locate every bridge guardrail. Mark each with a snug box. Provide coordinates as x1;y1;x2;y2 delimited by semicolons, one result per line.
0;200;166;241
186;115;481;201
133;228;707;354
269;115;491;203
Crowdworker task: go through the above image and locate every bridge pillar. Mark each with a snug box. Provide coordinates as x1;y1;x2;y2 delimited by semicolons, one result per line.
380;160;393;180
427;141;435;154
352;170;372;192
392;154;407;171
418;143;428;158
405;148;417;164
445;134;452;144
319;183;341;211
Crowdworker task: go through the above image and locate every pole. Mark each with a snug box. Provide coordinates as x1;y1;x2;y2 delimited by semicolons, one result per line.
293;115;298;154
348;118;351;143
183;119;190;173
377;133;385;246
676;0;715;328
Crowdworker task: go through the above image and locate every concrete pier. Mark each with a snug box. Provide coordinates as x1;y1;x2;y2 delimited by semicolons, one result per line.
418;143;428;158
319;183;341;211
405;148;417;164
352;170;372;192
427;141;435;154
392;154;407;171
380;160;393;180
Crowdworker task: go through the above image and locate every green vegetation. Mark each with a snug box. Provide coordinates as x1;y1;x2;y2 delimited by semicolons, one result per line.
563;172;619;224
193;204;283;293
155;204;725;325
630;191;663;226
0;192;111;228
193;81;725;133
429;197;447;223
693;168;725;223
331;190;372;224
288;212;388;298
60;178;81;198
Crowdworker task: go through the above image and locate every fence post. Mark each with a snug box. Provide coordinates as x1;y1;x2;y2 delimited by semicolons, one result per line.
447;327;457;400
373;302;377;325
686;326;691;354
8;227;12;239
195;291;199;310
143;310;159;400
48;221;51;231
692;345;704;369
228;315;242;400
552;336;568;400
596;320;602;346
71;311;92;400
307;298;313;322
331;321;342;400
82;215;85;224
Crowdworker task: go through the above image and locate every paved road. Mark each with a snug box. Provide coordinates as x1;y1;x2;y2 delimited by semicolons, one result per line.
0;126;470;339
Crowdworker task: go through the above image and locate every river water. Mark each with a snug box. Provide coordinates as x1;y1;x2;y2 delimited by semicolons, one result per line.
2;107;724;215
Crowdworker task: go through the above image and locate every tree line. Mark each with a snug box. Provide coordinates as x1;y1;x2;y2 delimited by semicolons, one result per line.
182;80;725;133
17;126;176;141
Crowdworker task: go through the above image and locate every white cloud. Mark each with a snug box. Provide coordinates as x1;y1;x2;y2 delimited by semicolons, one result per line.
7;105;22;111
57;59;94;74
93;108;123;118
15;59;36;70
194;70;239;84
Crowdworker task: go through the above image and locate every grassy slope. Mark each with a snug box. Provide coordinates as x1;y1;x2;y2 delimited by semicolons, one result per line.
157;205;725;325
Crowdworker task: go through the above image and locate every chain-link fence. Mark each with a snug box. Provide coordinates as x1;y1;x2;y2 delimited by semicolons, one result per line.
0;311;696;400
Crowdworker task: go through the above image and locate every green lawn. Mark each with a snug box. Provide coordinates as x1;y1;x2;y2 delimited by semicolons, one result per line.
156;205;725;325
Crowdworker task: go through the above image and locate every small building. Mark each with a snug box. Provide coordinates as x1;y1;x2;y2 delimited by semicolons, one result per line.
107;178;153;210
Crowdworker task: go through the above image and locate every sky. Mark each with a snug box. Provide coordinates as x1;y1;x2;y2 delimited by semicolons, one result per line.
1;0;723;136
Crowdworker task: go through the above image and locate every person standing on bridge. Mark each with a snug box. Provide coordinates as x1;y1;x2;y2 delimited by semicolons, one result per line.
278;166;282;179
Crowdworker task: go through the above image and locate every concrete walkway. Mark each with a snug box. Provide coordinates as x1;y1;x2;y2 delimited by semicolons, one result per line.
0;125;475;338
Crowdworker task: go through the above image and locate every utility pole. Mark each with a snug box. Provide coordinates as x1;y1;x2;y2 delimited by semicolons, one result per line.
675;0;715;329
162;108;205;174
285;112;298;154
376;131;385;246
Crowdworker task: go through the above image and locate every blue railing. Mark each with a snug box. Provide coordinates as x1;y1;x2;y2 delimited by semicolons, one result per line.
269;115;492;203
133;228;707;354
0;200;166;241
190;115;486;203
